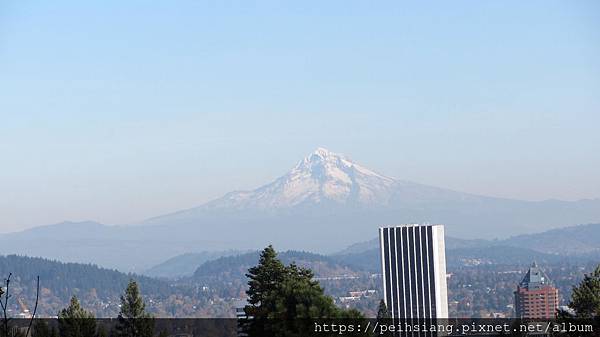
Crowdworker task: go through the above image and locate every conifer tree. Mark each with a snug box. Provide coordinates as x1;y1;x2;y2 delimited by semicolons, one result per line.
57;296;96;337
241;246;366;337
115;280;154;337
241;246;286;336
557;265;600;337
245;246;286;310
568;265;600;318
32;320;51;337
33;320;58;337
376;300;392;337
376;300;390;320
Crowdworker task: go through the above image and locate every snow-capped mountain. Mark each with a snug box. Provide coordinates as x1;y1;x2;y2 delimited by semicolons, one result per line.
3;148;600;271
144;147;600;245
146;147;480;226
141;148;476;238
204;147;397;209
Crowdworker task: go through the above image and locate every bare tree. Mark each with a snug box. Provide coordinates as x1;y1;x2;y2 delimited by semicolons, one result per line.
25;276;40;337
0;274;40;337
0;273;12;337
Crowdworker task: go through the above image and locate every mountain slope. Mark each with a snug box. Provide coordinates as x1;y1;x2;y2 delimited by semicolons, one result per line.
144;148;600;249
150;148;398;215
146;148;512;222
503;223;600;255
332;223;600;266
0;254;171;317
143;250;246;278
333;236;492;256
192;250;359;283
2;149;600;271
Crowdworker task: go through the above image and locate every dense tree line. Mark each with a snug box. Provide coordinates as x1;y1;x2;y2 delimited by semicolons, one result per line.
3;279;154;337
0;252;597;319
0;250;598;337
0;255;169;300
191;250;359;300
192;250;353;280
0;255;211;317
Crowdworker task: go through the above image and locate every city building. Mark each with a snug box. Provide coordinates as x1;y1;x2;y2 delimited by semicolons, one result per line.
514;262;559;319
379;224;449;319
234;299;248;320
234;299;249;337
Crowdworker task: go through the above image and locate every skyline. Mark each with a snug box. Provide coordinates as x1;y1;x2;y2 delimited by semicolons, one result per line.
1;1;599;231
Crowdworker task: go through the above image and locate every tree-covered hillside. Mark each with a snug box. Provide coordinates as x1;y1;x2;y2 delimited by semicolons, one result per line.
191;250;360;299
0;255;230;318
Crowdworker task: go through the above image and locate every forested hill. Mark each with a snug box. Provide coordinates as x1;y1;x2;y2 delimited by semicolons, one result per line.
0;254;169;298
0;255;197;317
192;250;357;281
190;250;360;299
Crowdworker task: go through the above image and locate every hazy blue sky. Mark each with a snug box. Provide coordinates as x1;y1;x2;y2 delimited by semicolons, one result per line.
1;1;599;232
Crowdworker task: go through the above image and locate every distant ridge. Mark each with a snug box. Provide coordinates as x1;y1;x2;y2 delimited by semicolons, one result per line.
138;149;600;256
0;254;170;316
333;223;600;257
503;223;600;255
1;149;600;271
143;250;247;278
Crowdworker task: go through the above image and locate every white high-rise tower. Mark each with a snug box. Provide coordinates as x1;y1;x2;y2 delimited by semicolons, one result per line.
379;224;448;319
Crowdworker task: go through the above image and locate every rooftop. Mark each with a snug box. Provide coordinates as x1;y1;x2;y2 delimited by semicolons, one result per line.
519;262;553;290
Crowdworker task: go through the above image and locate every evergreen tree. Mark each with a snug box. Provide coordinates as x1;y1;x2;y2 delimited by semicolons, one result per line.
245;246;286;311
264;263;341;319
557;265;600;337
32;320;50;337
95;325;108;337
241;246;286;336
32;320;59;337
376;300;392;337
240;246;366;337
57;296;96;337
115;280;154;337
568;265;600;318
376;300;390;320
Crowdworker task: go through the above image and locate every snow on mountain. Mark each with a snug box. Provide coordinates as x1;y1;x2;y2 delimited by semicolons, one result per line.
4;148;600;270
203;147;397;210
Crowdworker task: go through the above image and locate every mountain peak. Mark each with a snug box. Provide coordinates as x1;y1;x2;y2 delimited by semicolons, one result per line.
294;148;390;183
302;147;345;165
314;146;331;154
296;148;351;173
312;147;335;157
199;148;398;210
